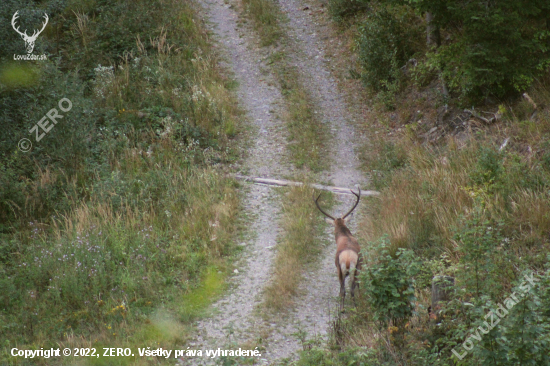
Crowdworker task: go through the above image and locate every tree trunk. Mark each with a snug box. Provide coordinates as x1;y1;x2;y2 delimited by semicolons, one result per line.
426;12;441;47
429;276;454;320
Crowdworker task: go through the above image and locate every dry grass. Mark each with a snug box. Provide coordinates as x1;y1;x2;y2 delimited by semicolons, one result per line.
359;69;550;259
263;184;328;312
360;136;472;253
241;0;282;46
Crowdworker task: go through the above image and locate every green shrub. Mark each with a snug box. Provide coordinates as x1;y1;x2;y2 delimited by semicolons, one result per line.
360;235;420;324
469;147;504;191
357;5;423;107
295;347;379;366
327;0;369;20
416;0;550;104
454;208;507;299
427;264;550;365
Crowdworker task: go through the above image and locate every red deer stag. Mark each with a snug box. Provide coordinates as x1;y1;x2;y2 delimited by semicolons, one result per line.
314;188;361;312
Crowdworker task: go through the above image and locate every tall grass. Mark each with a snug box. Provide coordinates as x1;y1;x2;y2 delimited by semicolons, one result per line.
0;0;242;363
362;126;550;263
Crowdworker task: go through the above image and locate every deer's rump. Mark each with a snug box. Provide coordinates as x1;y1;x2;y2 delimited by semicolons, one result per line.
337;249;359;276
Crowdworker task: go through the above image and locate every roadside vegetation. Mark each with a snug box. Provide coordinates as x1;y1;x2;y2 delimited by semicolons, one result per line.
0;0;242;364
293;0;550;365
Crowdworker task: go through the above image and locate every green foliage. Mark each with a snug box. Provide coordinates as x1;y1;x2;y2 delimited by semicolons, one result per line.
327;0;370;20
469;147;503;187
415;254;452;290
367;140;408;189
454;209;507;299
542;141;550;172
357;5;423;107
0;0;241;358
360;235;420;324
294;347;379;366
427;264;550;365
0;63;96;228
409;0;550;103
467;146;550;208
351;0;550;103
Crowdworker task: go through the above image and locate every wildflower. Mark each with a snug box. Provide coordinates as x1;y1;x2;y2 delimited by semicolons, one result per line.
92;64;115;99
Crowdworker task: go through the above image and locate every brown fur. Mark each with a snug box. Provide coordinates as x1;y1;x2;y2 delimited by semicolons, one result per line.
314;189;362;312
332;218;362;311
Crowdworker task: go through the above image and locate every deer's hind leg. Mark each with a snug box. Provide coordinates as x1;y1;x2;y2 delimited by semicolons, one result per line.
338;266;346;312
349;260;360;306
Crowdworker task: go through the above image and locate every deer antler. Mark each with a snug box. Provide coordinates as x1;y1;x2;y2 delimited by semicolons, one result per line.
342;187;361;219
314;187;361;220
314;192;336;220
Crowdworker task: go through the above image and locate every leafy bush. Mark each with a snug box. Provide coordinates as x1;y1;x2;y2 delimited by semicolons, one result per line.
454;208;508;299
360;235;420;324
427;263;550;365
295;347;379;366
357;5;423;107
352;0;550;104
469;147;503;187
327;0;369;20
415;0;550;103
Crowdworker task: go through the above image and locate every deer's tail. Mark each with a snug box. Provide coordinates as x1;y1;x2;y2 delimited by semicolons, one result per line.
339;250;358;278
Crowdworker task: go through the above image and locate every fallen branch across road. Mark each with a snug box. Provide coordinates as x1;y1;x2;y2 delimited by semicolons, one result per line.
234;175;380;196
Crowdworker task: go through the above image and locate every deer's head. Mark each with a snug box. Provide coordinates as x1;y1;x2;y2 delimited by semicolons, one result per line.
314;187;361;234
12;11;49;54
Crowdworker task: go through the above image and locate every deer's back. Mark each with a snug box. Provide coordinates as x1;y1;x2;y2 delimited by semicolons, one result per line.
335;234;360;259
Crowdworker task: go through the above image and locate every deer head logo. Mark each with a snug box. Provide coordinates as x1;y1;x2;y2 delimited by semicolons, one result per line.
12;11;49;54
